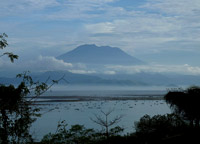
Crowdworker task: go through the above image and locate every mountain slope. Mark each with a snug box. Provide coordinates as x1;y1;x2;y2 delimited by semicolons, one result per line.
57;44;145;65
2;70;200;86
0;71;146;86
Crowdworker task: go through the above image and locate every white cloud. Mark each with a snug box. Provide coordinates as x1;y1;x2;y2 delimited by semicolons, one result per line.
0;56;73;72
142;0;200;16
83;0;200;53
85;22;114;34
34;56;73;71
106;64;200;75
69;69;96;74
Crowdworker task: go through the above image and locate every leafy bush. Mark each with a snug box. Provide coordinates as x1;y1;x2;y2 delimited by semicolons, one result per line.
135;114;188;143
41;120;124;144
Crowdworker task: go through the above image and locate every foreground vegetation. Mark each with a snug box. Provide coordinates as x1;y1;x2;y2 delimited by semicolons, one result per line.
38;113;200;144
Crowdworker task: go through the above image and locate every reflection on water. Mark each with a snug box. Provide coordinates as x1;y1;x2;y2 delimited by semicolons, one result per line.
31;99;171;141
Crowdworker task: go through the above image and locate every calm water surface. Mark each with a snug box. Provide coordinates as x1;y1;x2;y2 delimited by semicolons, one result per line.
31;87;172;141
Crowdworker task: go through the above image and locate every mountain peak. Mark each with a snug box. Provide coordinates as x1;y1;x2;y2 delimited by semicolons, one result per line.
75;44;120;52
57;44;145;65
77;44;97;48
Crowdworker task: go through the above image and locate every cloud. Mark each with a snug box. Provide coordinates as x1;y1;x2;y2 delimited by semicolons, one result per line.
82;0;200;54
0;0;59;16
1;55;200;76
85;22;114;34
0;56;73;73
68;69;96;74
106;64;200;75
33;56;73;71
0;0;116;15
141;0;200;16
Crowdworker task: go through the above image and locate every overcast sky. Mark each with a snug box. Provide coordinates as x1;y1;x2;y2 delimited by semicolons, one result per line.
1;0;200;75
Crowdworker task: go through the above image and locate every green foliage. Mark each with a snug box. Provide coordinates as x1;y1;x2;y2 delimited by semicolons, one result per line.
0;33;8;49
135;114;188;143
0;83;37;143
0;33;63;143
0;33;36;143
109;126;124;136
0;73;63;143
135;114;186;134
16;71;49;96
0;33;18;62
165;86;200;127
41;120;96;144
0;70;59;143
41;120;124;144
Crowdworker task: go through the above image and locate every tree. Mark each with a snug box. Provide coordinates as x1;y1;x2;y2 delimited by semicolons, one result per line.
135;114;187;143
0;33;18;62
41;120;97;144
90;109;124;140
165;86;200;127
0;81;37;143
0;71;61;143
0;33;61;143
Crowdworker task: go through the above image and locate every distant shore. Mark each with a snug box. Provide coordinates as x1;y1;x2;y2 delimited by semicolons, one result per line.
29;95;164;103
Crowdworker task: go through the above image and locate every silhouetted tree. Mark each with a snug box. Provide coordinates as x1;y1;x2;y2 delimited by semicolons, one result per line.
0;33;61;143
0;72;60;143
135;114;187;144
90;109;123;140
41;120;125;144
0;33;18;62
165;86;200;127
41;120;97;144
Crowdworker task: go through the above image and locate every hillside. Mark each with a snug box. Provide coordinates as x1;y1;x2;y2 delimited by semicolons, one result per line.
57;44;145;65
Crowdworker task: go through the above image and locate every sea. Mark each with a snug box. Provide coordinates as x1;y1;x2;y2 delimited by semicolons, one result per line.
30;85;175;141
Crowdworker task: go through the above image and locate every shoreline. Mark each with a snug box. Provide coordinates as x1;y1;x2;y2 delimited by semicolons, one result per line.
28;95;165;103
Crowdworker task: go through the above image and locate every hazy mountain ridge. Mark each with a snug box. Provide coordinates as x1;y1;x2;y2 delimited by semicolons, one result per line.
1;70;200;86
0;71;146;86
57;44;145;65
95;73;200;86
